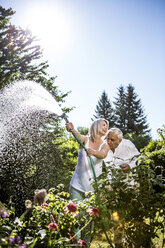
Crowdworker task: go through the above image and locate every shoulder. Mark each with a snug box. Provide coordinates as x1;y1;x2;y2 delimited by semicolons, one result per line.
122;139;134;147
121;139;140;154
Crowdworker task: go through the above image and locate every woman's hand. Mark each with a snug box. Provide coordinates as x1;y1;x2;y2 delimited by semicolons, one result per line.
65;122;74;132
86;148;96;157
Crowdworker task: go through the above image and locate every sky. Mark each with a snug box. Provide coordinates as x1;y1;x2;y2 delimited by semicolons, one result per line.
1;0;165;139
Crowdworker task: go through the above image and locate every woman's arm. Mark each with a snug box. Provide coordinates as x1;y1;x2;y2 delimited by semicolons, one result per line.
86;143;109;159
66;122;87;144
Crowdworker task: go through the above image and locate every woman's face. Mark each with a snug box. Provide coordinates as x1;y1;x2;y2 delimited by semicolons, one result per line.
99;121;108;136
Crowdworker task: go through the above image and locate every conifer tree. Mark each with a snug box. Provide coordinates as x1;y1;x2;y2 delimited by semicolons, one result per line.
113;84;150;137
92;90;115;127
125;84;150;136
113;85;127;134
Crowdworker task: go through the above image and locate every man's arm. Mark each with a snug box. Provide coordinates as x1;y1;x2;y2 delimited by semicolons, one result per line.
120;140;140;171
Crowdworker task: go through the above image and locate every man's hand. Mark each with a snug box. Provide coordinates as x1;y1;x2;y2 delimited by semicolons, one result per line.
120;164;130;172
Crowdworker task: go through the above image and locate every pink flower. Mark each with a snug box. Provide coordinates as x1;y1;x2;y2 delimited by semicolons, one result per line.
64;202;77;216
87;207;99;217
78;239;87;248
41;203;49;208
48;222;58;231
68;233;77;243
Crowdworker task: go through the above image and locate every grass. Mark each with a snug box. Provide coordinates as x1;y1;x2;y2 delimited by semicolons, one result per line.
89;228;164;248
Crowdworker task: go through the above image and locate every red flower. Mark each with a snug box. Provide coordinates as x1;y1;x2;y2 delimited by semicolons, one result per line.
64;202;77;216
87;207;99;217
78;239;87;248
48;222;58;231
68;233;77;243
41;203;49;208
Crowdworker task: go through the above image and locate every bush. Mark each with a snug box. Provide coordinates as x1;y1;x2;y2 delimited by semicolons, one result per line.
0;130;164;247
93;130;165;247
0;186;98;248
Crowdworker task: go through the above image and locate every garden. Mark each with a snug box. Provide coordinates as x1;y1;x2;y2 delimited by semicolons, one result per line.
0;129;164;247
0;5;165;248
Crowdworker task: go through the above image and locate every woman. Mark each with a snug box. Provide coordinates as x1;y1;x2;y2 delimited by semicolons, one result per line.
66;118;109;245
66;118;109;198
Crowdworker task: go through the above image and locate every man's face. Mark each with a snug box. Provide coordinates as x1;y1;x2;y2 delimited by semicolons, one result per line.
106;131;121;152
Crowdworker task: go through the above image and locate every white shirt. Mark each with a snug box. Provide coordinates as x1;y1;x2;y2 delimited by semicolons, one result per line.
104;139;140;185
104;138;140;168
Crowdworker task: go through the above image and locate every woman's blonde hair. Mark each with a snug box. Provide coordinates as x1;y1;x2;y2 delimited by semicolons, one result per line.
89;118;109;141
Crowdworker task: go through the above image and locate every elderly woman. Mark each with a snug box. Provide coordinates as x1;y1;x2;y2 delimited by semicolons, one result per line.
66;118;109;245
66;118;109;199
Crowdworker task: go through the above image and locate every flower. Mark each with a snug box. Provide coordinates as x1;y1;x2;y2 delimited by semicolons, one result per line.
1;211;9;218
48;222;58;231
64;202;77;216
87;207;99;217
25;200;32;208
78;239;87;248
68;233;77;243
9;237;15;244
41;203;49;208
16;236;22;244
19;244;28;248
65;202;77;212
112;211;119;221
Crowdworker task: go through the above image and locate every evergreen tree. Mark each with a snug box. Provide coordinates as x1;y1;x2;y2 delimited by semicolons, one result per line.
113;85;127;134
92;90;115;127
113;84;151;137
125;84;151;136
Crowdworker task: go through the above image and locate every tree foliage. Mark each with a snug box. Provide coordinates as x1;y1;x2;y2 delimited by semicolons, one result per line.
124;84;150;136
93;84;151;148
113;85;127;133
113;84;151;137
92;91;115;127
0;6;46;88
77;126;89;135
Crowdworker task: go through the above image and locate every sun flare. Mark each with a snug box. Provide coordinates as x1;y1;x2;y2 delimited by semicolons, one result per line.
25;3;71;53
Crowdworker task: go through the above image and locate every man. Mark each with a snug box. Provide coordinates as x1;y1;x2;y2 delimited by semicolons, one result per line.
105;127;140;174
104;128;140;247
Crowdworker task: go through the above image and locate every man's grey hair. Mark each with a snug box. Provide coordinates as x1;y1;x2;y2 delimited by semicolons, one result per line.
108;127;123;140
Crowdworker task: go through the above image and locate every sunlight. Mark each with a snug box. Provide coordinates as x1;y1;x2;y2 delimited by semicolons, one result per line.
25;3;71;54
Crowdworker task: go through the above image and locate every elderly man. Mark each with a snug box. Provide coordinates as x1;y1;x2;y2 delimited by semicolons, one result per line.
105;127;140;173
104;128;141;247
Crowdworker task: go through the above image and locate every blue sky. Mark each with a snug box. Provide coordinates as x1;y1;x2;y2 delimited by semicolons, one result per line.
2;0;165;139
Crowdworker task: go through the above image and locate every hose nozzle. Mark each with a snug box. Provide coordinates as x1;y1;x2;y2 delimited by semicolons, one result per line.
61;113;69;123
